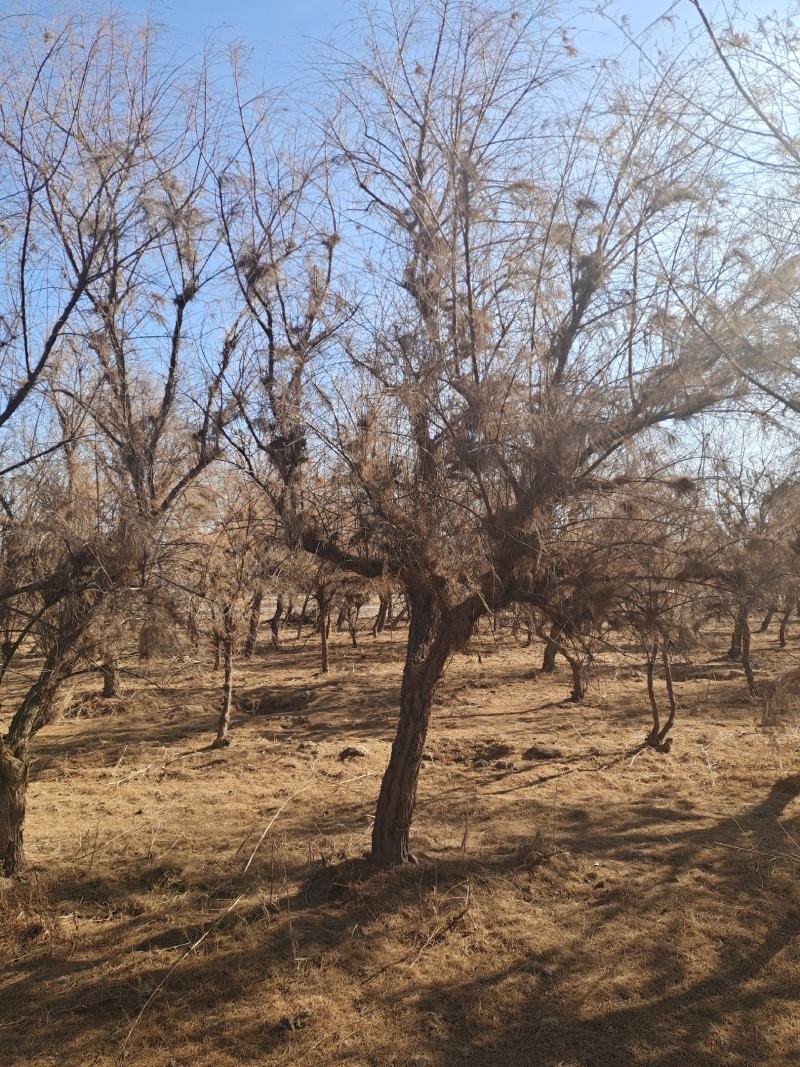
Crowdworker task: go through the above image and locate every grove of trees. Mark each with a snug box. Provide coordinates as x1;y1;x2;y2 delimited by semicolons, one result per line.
3;0;800;877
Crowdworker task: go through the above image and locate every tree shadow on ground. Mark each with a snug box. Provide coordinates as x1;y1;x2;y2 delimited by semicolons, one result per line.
3;775;800;1065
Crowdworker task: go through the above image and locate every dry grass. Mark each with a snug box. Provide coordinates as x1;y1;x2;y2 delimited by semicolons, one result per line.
2;621;800;1066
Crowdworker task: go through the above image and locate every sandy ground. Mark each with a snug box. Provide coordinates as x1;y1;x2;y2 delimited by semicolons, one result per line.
2;619;800;1067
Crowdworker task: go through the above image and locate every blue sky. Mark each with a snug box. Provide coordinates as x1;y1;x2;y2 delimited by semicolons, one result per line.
129;0;357;86
126;0;787;88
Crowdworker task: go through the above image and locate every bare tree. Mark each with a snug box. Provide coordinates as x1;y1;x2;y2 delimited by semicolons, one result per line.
0;10;239;874
226;1;745;864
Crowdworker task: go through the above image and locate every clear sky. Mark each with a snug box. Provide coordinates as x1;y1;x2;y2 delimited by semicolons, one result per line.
125;0;788;88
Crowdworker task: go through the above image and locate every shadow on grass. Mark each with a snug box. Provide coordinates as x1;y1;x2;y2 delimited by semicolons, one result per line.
2;774;799;1065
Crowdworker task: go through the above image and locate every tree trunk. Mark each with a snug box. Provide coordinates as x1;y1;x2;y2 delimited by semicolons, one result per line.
269;594;285;649
1;637;14;670
740;608;757;694
336;602;348;632
658;644;676;744
1;634;84;876
645;637;661;747
211;610;233;751
567;656;584;702
541;623;559;672
316;590;330;674
392;595;410;627
727;617;742;660
779;605;792;648
372;595;389;636
100;658;120;698
244;590;263;659
0;742;28;876
186;599;200;645
759;607;775;633
371;591;469;866
348;605;360;648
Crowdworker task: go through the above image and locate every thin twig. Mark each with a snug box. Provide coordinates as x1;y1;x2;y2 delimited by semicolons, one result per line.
713;840;800;863
243;774;318;873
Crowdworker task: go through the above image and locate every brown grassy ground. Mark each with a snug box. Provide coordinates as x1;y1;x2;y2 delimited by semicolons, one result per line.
2;620;800;1067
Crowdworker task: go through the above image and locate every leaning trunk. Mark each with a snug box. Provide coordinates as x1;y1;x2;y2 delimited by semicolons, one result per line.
727;617;742;660
1;632;84;875
372;595;389;637
658;644;676;745
371;591;471;866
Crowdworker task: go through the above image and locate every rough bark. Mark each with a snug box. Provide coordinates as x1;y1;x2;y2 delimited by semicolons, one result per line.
0;742;28;876
371;589;474;866
1;636;82;875
100;658;120;698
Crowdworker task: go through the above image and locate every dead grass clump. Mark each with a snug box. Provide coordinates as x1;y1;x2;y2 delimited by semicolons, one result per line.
62;694;131;720
760;664;800;727
0;876;61;961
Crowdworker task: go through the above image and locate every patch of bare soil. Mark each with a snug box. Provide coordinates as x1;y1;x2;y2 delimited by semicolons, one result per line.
2;625;800;1066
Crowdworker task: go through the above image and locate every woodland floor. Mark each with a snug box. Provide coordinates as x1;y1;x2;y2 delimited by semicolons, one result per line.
2;619;800;1066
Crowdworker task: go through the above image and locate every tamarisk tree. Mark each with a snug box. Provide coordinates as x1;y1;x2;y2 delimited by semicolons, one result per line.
0;11;239;875
230;0;746;864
